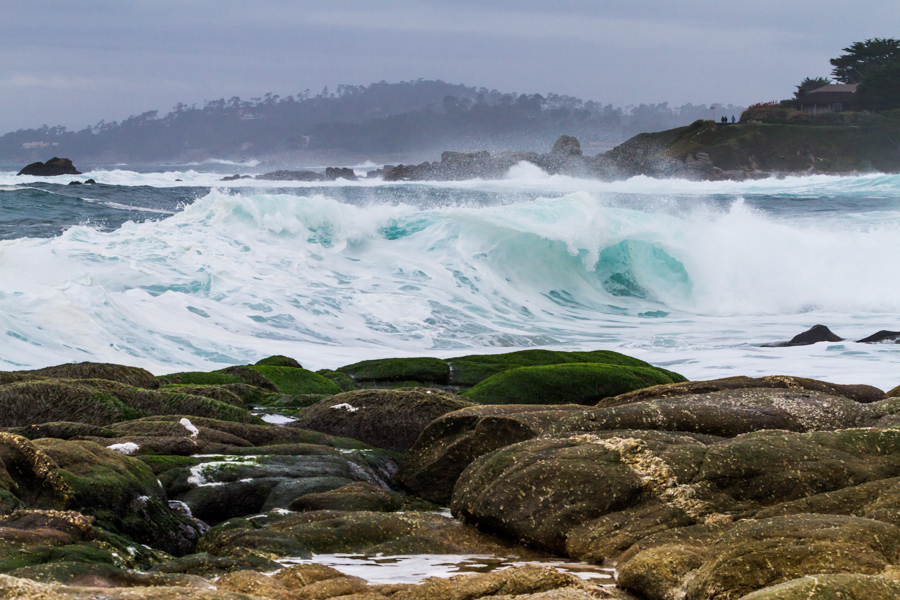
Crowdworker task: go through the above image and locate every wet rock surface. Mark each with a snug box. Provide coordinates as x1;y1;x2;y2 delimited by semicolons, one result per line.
0;353;899;599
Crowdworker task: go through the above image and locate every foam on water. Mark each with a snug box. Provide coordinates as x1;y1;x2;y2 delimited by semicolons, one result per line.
0;176;899;388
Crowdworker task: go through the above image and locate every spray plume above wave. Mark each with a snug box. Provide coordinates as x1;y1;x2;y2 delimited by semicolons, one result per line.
1;172;900;386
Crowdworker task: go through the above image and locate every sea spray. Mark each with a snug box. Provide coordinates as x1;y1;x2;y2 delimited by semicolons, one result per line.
0;178;898;387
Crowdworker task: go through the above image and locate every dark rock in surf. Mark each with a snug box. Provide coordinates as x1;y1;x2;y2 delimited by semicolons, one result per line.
324;167;358;181
255;170;323;182
551;134;583;157
857;330;900;344
84;178;96;184
220;174;250;181
68;180;82;185
17;157;81;176
763;324;844;347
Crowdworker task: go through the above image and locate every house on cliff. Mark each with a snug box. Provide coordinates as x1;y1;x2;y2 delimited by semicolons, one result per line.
799;84;858;114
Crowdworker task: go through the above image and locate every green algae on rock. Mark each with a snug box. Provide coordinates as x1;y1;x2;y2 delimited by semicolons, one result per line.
460;363;683;406
0;362;160;389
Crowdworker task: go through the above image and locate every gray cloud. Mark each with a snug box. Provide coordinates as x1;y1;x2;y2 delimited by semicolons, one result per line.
1;0;897;131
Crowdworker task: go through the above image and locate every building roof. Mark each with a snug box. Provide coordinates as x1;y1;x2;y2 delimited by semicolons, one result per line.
805;84;858;95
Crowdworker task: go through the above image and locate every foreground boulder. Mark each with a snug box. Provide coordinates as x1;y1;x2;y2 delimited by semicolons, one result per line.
161;446;399;524
17;158;81;176
598;374;885;406
452;428;900;557
548;388;883;438
290;388;473;452
397;404;586;503
0;433;199;556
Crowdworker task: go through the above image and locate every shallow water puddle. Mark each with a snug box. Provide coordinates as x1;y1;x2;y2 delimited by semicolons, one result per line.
275;553;616;585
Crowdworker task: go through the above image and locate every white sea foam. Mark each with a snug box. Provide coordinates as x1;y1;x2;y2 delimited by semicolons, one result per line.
0;178;898;388
107;442;140;455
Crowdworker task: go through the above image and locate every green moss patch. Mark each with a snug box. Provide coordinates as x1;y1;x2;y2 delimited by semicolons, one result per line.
254;355;303;368
448;349;674;387
461;363;682;405
337;357;451;385
247;366;341;396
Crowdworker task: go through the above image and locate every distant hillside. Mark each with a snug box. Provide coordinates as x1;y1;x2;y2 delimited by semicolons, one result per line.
0;80;743;165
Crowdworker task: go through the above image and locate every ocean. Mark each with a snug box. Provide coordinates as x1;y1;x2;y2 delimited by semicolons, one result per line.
2;161;900;390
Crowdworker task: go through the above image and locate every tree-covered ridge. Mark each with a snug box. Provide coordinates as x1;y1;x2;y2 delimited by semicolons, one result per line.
0;79;742;164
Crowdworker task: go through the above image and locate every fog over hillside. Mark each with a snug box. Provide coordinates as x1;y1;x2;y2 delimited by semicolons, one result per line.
0;80;743;166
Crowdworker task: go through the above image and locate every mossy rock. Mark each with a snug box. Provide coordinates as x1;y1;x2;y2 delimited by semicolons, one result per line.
33;439;201;555
396;404;587;504
0;379;260;428
448;349;659;387
0;381;142;428
254;355;303;369
453;428;900;558
158;385;245;407
288;481;436;513
740;573;900;600
337;357;451;386
601;375;885;408
108;415;369;450
461;363;682;405
4;422;119;441
547;388;876;438
290;388;474;452
0;433;74;511
0;362;160;389
137;454;203;475
148;551;282;577
683;514;900;600
198;509;545;559
161;371;246;387
316;369;357;392
246;366;341;396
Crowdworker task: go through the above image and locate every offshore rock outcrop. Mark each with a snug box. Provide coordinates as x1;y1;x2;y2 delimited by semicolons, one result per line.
16;158;81;176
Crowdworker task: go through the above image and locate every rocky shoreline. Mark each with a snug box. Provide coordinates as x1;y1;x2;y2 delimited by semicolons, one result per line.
246;115;900;184
1;349;900;599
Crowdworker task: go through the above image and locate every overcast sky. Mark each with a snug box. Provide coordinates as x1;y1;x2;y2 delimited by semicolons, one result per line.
1;1;897;132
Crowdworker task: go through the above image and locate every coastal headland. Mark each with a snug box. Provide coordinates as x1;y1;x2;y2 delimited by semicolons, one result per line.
2;347;900;599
